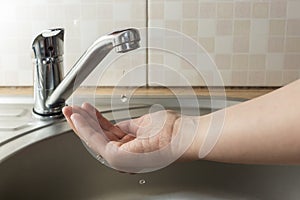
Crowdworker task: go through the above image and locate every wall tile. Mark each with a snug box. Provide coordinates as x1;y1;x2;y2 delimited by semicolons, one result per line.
283;70;300;85
270;1;287;18
182;20;198;37
219;70;232;85
234;20;250;36
199;2;216;19
269;20;286;36
287;19;300;36
250;35;268;54
268;37;284;53
81;4;97;20
198;19;216;37
249;54;266;70
165;20;181;30
284;54;300;69
96;3;113;19
183;2;198;19
252;2;270;18
215;54;231;70
233;36;250;53
270;0;287;18
164;1;182;20
235;2;251;18
266;70;283;86
287;1;300;19
215;36;233;54
198;37;215;53
216;20;233;35
217;2;234;19
231;71;248;85
285;37;300;53
251;19;269;35
248;71;266;86
232;54;248;70
266;54;284;70
149;2;164;19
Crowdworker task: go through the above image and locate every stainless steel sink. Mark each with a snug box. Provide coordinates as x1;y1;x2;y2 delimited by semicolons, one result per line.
1;95;300;200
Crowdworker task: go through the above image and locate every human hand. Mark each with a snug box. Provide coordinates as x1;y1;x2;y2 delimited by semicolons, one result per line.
63;103;199;173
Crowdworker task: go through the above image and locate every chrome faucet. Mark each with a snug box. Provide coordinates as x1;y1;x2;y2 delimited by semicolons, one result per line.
32;28;140;119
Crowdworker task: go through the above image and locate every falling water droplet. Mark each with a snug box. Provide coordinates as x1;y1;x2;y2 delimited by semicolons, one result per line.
120;69;128;103
121;94;128;103
139;179;146;185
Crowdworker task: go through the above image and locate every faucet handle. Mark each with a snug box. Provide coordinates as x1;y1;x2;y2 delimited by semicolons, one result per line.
32;28;64;60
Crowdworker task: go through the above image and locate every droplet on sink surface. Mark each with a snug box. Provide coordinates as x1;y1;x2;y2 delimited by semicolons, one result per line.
139;179;146;185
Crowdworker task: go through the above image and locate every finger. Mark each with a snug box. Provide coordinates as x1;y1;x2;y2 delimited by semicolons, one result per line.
118;134;135;143
62;106;78;135
71;113;108;157
79;103;97;120
119;137;146;153
116;117;141;136
115;120;130;133
81;102;115;129
69;105;99;128
62;106;73;118
82;102;126;138
71;105;119;141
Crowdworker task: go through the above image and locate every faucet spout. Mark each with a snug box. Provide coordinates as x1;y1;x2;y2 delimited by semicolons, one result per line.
32;28;140;118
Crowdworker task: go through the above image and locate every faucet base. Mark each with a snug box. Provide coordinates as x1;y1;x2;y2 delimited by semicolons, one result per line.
32;109;64;120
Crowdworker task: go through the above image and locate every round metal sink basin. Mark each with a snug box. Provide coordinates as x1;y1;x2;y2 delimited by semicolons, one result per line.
1;96;300;200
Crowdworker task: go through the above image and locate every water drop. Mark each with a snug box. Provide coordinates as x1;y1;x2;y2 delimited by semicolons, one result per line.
96;154;102;160
139;179;146;185
96;154;105;164
100;160;105;164
120;94;128;103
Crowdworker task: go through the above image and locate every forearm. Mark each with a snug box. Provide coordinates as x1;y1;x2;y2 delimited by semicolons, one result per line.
195;80;300;164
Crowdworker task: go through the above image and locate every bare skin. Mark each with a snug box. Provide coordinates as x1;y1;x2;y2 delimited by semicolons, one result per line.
63;103;199;171
206;79;300;164
63;79;300;167
63;104;182;155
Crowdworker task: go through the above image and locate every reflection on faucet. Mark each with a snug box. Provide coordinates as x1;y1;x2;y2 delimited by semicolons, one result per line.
32;28;140;119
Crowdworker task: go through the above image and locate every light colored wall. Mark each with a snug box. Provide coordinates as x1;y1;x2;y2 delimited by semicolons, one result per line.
0;0;146;86
0;0;299;87
149;0;300;86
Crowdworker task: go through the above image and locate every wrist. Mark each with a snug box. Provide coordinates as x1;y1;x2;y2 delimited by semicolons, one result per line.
179;115;210;161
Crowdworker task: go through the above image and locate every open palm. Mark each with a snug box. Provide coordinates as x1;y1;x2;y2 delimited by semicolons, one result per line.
63;103;197;173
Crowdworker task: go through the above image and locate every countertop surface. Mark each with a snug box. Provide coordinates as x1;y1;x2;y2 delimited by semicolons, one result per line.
0;87;277;100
